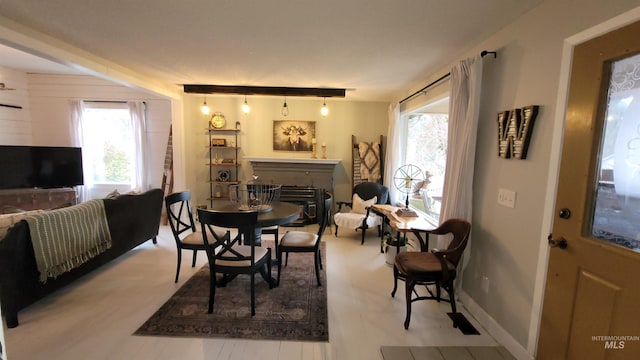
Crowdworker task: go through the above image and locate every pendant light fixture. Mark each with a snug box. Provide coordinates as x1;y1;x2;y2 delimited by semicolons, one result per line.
281;96;289;117
201;95;211;115
242;95;251;114
320;98;329;117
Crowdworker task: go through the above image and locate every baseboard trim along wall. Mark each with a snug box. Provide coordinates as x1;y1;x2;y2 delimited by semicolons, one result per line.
460;291;533;360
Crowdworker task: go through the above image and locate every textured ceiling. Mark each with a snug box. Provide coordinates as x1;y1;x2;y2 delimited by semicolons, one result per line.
0;0;542;101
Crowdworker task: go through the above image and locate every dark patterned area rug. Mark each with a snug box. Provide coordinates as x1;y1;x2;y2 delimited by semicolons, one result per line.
134;242;328;342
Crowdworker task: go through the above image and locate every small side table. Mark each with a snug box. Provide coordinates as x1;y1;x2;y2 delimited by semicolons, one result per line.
371;204;436;253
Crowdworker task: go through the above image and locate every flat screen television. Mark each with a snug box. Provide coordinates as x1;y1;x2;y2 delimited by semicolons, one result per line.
0;145;84;189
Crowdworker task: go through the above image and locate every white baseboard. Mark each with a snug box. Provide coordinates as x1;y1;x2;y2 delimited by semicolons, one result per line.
459;291;533;360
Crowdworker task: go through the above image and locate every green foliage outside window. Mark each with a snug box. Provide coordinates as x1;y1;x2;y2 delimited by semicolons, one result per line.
103;143;131;182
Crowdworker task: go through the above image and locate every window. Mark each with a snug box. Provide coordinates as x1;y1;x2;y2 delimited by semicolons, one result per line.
403;98;449;221
592;52;640;251
81;102;137;198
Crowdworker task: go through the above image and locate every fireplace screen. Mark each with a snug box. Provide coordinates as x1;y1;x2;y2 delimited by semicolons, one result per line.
280;185;320;226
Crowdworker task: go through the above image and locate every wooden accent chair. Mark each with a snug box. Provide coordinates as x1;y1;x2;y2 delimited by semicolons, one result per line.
333;181;389;245
197;209;273;316
391;218;471;329
277;193;332;286
165;191;229;283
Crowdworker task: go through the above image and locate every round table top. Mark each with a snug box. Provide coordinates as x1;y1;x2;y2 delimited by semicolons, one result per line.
208;200;300;227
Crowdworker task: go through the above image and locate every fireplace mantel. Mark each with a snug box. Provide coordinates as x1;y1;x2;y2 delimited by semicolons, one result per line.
245;157;341;193
244;157;341;165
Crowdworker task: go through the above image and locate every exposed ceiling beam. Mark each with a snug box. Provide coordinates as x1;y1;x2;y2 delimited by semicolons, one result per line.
183;85;346;98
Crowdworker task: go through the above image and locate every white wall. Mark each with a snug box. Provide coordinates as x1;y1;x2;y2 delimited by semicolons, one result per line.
24;74;172;191
1;69;387;203
181;94;389;208
0;66;33;145
402;1;640;358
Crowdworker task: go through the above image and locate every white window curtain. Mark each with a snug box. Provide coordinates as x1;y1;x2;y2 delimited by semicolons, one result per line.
128;101;149;191
384;103;404;205
69;100;91;203
438;56;483;277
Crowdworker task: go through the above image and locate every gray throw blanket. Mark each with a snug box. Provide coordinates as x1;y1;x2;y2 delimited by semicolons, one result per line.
25;199;112;282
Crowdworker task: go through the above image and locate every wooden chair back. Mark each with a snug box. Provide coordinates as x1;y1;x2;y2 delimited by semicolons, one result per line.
430;218;471;267
353;181;389;205
197;209;259;263
165;191;196;241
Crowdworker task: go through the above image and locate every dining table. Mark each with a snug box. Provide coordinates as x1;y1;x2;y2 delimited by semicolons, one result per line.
207;200;301;287
208;199;301;243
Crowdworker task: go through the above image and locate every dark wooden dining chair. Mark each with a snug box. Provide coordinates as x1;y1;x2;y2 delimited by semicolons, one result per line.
391;218;471;329
197;208;273;316
277;193;332;286
165;191;229;283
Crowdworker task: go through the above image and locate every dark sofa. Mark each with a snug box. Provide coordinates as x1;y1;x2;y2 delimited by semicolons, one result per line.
0;188;163;328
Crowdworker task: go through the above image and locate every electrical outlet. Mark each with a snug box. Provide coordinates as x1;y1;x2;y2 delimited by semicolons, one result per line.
497;188;516;208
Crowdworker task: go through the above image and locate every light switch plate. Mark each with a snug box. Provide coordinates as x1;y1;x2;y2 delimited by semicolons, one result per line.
498;188;516;208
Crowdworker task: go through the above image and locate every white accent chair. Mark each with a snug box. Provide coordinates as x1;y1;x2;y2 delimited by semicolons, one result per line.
333;182;389;245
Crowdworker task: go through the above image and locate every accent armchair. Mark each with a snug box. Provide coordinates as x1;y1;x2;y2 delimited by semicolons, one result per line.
333;181;389;245
391;218;471;329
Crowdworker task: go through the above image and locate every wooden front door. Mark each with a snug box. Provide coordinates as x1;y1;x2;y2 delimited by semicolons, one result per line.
537;21;640;359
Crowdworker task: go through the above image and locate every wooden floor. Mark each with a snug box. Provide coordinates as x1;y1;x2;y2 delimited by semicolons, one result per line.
3;224;500;360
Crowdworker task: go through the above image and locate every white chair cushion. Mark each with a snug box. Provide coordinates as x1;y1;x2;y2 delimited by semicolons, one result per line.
334;212;381;230
280;231;318;248
352;193;377;214
216;245;269;267
366;214;382;228
181;229;228;245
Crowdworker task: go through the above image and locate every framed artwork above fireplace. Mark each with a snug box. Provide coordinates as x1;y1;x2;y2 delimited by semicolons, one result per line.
273;120;316;152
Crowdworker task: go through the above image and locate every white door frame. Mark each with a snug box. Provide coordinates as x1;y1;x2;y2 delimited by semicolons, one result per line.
529;6;640;357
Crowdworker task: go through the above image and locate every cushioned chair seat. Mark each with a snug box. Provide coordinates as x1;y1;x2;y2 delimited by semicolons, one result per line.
180;230;227;245
216;246;269;267
395;252;456;275
262;225;278;231
333;212;381;230
179;231;203;245
280;231;318;247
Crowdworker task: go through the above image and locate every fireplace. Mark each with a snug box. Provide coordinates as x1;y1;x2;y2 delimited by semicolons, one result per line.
245;157;340;192
280;186;321;226
245;157;341;226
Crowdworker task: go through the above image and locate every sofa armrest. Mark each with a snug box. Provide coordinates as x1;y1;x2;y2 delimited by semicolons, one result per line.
103;188;163;250
0;220;37;328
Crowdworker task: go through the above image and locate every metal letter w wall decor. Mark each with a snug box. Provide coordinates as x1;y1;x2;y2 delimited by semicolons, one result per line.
496;105;539;159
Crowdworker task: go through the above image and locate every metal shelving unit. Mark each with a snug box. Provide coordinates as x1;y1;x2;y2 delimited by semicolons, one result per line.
207;125;240;207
